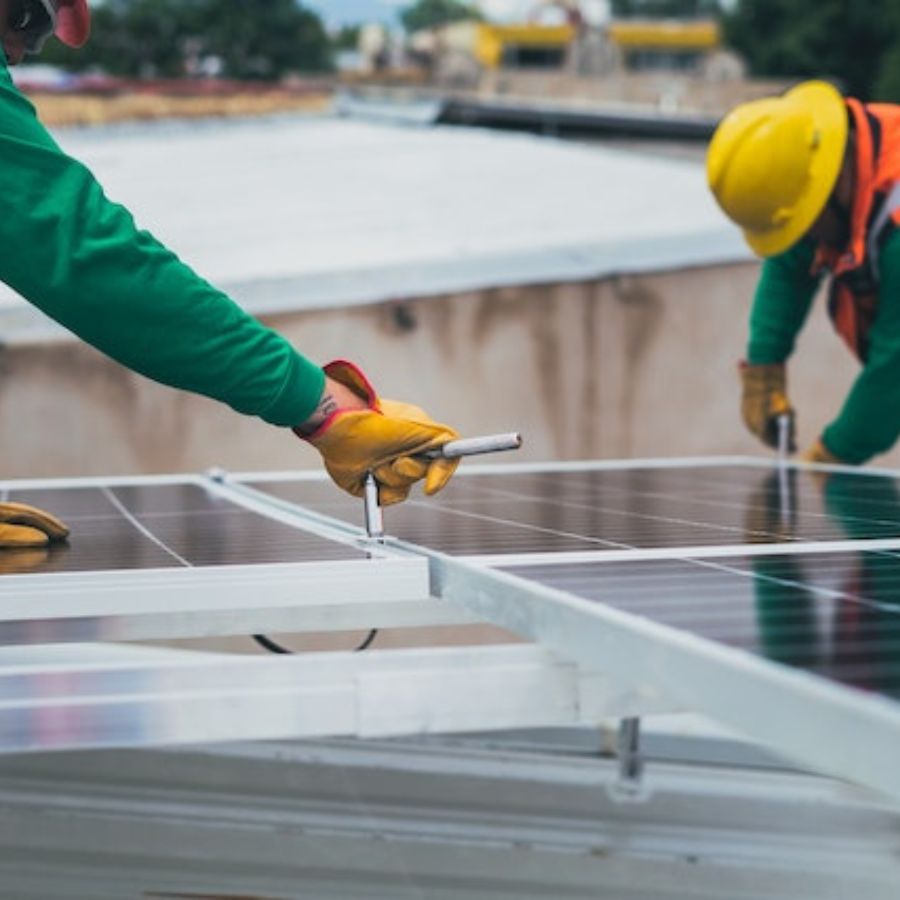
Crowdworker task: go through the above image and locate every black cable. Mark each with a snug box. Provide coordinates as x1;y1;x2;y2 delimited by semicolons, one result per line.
252;629;379;655
355;628;378;651
252;633;292;654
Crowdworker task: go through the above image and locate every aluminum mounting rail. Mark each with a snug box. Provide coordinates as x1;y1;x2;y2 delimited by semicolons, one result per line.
0;643;646;754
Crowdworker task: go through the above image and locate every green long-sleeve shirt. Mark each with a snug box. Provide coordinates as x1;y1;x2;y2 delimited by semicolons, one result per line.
747;232;900;464
0;63;324;427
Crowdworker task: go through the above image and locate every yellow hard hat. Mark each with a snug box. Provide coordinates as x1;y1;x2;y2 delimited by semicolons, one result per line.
707;80;848;257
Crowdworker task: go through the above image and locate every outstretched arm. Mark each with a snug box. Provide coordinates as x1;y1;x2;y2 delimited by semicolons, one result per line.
740;240;820;450
0;64;324;427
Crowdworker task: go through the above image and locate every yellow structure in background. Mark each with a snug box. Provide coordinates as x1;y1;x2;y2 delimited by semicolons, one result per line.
474;23;576;69
607;19;720;52
424;17;726;83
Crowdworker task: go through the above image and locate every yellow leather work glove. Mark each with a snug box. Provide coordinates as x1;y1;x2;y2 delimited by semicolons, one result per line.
0;502;69;549
740;361;796;451
800;438;844;465
297;360;460;506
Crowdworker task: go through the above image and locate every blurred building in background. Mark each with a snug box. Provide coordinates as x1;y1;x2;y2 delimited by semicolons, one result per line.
353;5;760;116
417;15;730;83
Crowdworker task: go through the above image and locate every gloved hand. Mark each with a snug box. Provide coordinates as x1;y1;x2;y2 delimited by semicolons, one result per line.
296;360;460;506
801;438;844;465
740;361;796;451
0;502;69;549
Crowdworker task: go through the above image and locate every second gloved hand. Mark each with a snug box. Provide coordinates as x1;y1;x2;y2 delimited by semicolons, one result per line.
0;502;69;549
800;438;844;465
740;361;796;451
297;360;460;506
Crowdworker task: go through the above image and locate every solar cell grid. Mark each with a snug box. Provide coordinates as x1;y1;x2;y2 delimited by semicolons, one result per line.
247;463;900;555
502;548;900;700
2;482;364;574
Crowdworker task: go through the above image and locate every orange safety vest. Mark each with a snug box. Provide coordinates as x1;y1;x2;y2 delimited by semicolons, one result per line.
813;99;900;362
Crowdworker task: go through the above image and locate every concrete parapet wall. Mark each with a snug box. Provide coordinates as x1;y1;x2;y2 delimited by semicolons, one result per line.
0;261;885;479
475;72;791;117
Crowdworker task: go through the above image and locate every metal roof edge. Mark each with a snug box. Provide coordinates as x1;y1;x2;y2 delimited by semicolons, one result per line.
229;227;753;316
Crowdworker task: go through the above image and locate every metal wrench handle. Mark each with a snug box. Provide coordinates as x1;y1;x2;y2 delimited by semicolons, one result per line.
777;413;791;461
421;432;523;460
776;413;793;525
364;472;385;542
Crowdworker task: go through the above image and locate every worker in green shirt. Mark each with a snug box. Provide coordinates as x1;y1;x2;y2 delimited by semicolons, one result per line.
0;0;459;549
707;80;900;467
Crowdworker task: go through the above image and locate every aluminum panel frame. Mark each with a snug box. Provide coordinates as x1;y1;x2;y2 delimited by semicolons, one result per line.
0;644;640;754
0;558;459;644
430;552;900;804
0;472;475;642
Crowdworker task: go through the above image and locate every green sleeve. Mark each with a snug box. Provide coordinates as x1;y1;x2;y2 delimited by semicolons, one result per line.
0;65;324;427
746;240;820;364
823;230;900;463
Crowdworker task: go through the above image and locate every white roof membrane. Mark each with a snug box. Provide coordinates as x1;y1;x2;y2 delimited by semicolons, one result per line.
0;117;748;341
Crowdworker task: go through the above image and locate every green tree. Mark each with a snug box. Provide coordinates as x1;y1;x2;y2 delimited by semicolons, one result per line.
39;0;331;80
400;0;482;33
875;46;900;102
333;25;362;52
874;6;900;101
611;0;719;17
197;0;332;78
723;0;898;100
40;0;199;75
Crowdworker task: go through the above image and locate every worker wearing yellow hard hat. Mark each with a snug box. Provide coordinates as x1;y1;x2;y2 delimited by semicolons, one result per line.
708;79;900;465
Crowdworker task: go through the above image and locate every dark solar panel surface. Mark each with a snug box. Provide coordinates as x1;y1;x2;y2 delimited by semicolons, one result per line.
0;483;363;574
248;464;900;555
503;550;900;700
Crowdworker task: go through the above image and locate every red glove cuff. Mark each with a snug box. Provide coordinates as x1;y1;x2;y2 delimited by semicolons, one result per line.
322;359;378;408
292;360;380;442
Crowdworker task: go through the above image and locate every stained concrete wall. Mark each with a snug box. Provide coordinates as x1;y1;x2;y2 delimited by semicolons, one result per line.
476;70;790;117
0;259;888;480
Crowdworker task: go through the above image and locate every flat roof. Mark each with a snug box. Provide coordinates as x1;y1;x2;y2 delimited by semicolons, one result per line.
0;115;750;342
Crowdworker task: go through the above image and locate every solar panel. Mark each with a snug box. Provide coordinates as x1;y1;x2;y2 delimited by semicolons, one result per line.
233;459;900;802
3;481;361;572
244;462;900;555
0;475;456;644
502;549;900;701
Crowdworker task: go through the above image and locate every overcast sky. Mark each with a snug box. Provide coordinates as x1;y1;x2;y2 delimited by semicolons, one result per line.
303;1;397;28
303;1;613;29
